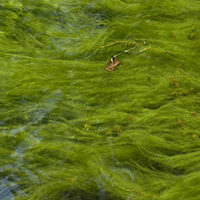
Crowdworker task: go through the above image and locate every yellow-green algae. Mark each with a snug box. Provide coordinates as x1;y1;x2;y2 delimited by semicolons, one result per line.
0;0;200;199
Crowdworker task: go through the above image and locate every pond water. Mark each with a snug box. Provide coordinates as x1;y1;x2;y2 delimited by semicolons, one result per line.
0;0;200;200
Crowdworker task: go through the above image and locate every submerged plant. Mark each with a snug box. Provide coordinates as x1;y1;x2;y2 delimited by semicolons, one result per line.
103;40;152;71
0;0;200;200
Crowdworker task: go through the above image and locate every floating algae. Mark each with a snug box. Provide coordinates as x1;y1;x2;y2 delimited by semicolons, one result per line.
105;43;151;72
0;0;200;200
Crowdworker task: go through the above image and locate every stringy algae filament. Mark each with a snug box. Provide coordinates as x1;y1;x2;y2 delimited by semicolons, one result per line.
0;0;200;200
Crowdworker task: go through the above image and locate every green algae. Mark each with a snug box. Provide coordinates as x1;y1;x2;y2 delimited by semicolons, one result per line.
0;0;200;199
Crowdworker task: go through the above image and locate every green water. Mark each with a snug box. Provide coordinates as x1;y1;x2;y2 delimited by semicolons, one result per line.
1;0;200;199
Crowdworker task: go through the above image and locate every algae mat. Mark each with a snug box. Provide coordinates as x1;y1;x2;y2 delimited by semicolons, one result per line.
0;0;200;199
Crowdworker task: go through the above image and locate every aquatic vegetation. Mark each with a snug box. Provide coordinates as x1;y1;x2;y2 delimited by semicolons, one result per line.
0;0;200;199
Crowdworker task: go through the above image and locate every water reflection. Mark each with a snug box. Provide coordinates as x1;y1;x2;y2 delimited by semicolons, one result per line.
0;89;63;199
0;177;18;200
